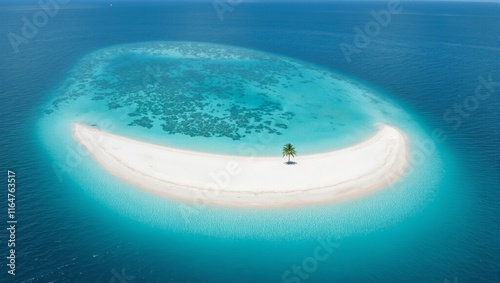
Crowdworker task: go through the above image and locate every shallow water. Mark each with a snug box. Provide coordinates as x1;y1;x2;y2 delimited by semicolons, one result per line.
42;41;393;156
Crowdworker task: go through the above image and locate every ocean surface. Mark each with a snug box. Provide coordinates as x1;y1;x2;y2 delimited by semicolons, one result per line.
1;1;499;282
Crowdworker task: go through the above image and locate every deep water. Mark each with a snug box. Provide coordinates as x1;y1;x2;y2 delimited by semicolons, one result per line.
0;1;499;282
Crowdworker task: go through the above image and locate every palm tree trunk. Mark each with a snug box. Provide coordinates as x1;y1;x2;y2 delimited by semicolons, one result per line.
288;155;290;163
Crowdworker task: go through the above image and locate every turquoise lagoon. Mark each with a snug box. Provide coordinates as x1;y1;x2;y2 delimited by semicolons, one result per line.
38;42;444;238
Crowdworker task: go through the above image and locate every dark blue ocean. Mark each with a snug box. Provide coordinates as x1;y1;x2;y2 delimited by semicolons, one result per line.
1;1;499;282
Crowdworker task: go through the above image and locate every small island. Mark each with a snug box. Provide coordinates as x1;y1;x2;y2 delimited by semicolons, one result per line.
73;123;409;207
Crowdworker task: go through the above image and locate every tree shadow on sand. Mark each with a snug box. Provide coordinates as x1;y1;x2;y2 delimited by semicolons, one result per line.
284;161;297;165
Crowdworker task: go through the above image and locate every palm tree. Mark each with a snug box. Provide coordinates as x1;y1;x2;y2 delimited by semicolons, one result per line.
282;143;297;164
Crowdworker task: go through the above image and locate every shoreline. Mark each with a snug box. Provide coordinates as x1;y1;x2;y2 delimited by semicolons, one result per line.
72;123;409;207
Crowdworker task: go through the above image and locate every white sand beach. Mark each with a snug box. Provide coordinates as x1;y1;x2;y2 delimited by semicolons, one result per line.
73;123;409;207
